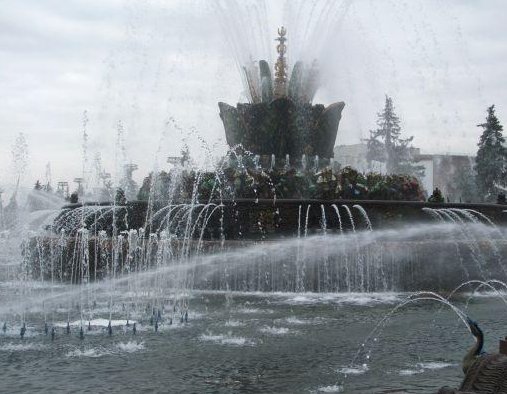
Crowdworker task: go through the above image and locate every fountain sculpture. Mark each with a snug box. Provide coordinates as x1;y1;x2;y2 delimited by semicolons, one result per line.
219;27;345;160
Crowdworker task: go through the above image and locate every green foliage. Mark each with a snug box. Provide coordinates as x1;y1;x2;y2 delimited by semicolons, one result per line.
136;163;425;202
475;105;507;201
69;192;78;204
427;188;445;203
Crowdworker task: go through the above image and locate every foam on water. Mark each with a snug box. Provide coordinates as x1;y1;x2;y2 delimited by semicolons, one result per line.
337;364;369;375
0;343;47;352
66;341;145;358
224;319;244;327
276;292;401;306
156;322;186;332
66;347;111;358
416;361;455;370
398;369;424;376
315;384;344;393
281;316;307;325
277;316;328;325
259;326;292;335
235;307;274;314
393;361;456;376
116;341;145;353
199;332;255;346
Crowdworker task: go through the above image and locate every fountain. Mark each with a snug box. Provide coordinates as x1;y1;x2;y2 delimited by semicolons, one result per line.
218;27;345;162
19;28;507;294
1;9;507;393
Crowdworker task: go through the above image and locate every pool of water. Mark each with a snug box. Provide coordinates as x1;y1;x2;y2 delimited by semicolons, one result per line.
1;288;506;393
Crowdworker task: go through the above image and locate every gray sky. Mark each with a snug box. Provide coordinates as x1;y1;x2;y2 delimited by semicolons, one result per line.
1;0;506;190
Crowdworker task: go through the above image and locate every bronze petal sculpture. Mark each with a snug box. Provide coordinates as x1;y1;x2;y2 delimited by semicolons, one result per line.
219;99;345;159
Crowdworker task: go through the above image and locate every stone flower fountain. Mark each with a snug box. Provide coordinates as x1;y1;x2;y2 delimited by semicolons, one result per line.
218;27;345;159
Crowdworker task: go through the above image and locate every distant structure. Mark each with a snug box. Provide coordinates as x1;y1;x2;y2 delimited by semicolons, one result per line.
333;143;475;201
56;182;70;199
73;178;84;196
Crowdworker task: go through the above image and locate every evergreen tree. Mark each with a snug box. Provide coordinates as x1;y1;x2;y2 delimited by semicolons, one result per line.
366;96;424;177
475;105;507;200
115;188;127;206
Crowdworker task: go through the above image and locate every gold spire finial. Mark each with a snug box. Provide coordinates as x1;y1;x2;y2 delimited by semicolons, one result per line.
274;26;288;98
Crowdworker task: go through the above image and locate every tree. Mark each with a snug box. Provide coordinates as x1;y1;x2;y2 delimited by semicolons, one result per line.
475;105;506;200
115;188;127;206
69;192;79;204
366;96;424;178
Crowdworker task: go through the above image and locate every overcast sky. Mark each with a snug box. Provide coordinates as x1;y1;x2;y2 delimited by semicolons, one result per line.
1;0;506;190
